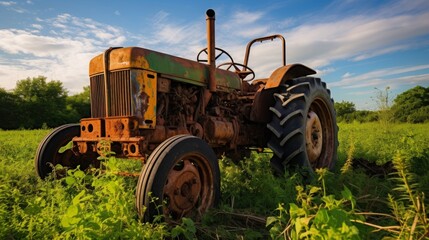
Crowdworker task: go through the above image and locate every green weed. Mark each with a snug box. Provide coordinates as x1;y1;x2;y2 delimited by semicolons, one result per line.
266;169;363;239
0;123;428;239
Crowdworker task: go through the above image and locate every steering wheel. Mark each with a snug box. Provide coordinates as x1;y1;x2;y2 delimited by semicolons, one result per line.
217;62;255;81
197;47;234;64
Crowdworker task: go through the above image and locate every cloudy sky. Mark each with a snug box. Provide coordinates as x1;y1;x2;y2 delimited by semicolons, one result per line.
1;0;428;109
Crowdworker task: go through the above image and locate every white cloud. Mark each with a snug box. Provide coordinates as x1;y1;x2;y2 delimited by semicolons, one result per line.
281;11;429;69
137;10;206;58
221;10;271;39
152;11;169;25
341;73;429;90
231;11;265;25
12;7;25;13
31;24;43;30
352;44;409;61
0;14;127;93
342;72;352;78
0;29;71;57
315;67;336;77
330;64;429;88
56;13;71;23
0;1;15;6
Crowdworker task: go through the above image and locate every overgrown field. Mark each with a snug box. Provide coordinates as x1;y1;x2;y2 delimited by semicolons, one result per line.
0;123;428;239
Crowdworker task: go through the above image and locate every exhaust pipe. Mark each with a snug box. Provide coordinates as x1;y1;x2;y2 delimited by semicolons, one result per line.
206;9;216;92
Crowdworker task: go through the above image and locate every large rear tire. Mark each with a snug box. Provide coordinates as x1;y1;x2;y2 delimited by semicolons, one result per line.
267;77;338;175
35;124;92;179
136;135;220;222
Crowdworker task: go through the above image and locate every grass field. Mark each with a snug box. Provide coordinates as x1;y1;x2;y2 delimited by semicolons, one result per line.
0;122;428;239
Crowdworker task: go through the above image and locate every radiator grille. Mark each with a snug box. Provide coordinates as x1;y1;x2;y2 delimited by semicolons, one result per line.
110;70;132;116
90;74;106;118
90;70;132;118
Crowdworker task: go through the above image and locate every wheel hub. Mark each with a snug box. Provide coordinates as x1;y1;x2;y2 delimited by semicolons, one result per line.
306;111;323;163
163;159;202;216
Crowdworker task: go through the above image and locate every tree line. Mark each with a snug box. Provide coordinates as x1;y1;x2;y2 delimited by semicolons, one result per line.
0;76;90;130
1;76;428;129
335;86;429;123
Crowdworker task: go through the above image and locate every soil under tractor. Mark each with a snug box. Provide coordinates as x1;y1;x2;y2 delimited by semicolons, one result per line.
35;9;338;222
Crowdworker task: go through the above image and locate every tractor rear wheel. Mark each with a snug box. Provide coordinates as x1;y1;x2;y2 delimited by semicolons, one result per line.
267;77;338;176
35;124;92;179
136;135;220;222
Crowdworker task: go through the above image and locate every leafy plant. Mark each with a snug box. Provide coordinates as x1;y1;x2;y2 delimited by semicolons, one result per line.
373;86;394;127
219;153;298;214
171;218;197;239
387;149;429;239
1;123;429;239
267;169;363;239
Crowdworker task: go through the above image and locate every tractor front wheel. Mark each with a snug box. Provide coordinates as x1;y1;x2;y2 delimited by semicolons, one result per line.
135;135;220;222
267;77;338;176
35;124;92;179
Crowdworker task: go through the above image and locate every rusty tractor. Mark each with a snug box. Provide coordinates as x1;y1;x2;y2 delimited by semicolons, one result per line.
35;9;338;222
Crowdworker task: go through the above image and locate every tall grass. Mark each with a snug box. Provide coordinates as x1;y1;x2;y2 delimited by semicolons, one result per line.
0;122;428;238
337;122;428;165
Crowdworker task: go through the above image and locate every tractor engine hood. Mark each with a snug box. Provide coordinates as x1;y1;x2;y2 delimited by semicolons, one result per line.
89;47;241;91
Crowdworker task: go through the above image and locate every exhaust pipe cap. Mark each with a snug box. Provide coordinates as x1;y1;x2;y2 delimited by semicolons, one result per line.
206;9;215;18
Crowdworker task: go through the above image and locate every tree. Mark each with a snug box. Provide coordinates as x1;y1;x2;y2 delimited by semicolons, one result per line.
391;86;429;123
335;101;356;116
348;110;378;123
334;101;356;122
66;86;91;122
0;88;23;129
14;76;69;128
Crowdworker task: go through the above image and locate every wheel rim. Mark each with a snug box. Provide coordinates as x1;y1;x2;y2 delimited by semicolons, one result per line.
307;98;335;169
306;111;323;163
163;154;214;219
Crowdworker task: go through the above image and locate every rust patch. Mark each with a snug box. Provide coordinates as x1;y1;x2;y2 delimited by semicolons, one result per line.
134;70;157;128
265;64;316;89
105;116;139;139
80;118;104;138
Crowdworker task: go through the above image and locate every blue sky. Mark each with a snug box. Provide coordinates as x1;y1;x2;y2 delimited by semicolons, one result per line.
1;0;428;109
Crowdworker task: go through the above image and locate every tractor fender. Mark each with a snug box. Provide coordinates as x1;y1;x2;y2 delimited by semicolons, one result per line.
250;64;316;123
264;64;316;89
